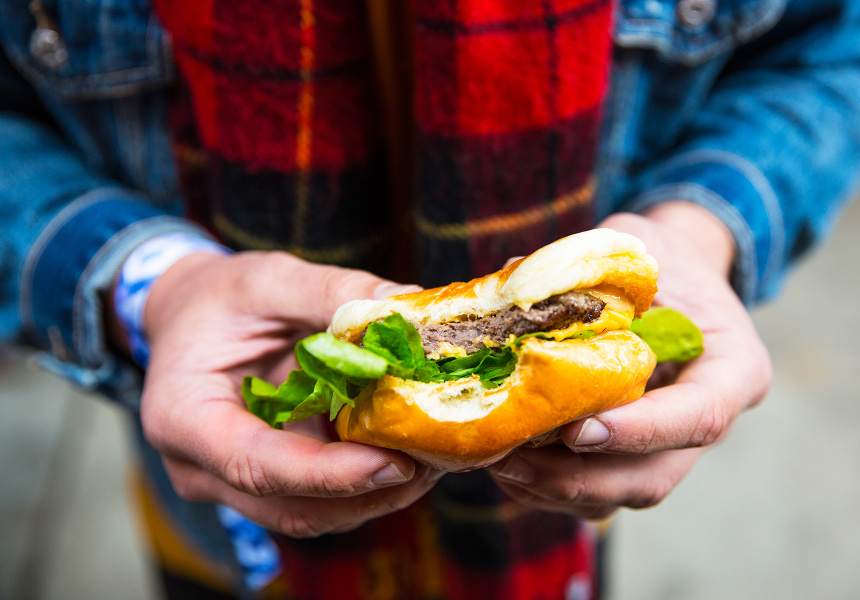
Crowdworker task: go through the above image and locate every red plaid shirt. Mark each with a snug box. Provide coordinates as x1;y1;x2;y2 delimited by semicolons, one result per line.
151;1;614;598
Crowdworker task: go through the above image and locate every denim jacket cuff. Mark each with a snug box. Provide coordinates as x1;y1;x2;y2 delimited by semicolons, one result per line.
20;189;215;408
626;149;787;306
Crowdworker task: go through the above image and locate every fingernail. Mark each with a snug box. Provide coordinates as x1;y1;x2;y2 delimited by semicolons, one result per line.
371;463;409;486
494;455;535;484
373;282;423;300
573;419;611;447
503;255;525;269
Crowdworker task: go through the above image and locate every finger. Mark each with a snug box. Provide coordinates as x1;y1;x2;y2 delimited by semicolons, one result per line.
498;481;619;521
239;253;420;331
279;413;336;443
489;445;703;518
562;327;772;455
164;456;444;537
503;255;525;269
142;376;419;499
229;464;444;538
644;361;683;391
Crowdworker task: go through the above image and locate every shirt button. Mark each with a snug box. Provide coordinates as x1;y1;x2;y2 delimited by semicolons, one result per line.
676;0;717;27
28;0;69;71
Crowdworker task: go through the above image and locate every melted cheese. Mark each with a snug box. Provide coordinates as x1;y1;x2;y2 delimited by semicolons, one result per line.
433;341;468;358
430;284;635;357
542;284;635;341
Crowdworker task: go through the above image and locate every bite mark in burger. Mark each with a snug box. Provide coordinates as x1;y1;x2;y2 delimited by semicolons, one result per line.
242;229;704;471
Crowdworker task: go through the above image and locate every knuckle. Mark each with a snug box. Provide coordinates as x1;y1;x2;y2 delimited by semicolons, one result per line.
319;264;380;307
163;466;192;500
321;267;360;304
626;475;675;509
276;511;334;539
169;476;203;502
688;401;729;448
223;452;277;497
309;469;361;498
561;479;590;505
241;250;278;276
163;461;209;503
237;252;296;303
533;469;590;506
628;421;661;455
267;249;303;273
318;266;345;300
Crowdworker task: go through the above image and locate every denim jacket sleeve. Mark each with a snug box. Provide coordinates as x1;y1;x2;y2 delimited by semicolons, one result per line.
0;2;209;408
616;0;860;304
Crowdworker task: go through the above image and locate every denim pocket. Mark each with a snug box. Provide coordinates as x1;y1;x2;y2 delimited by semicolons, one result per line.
0;0;172;100
614;0;788;65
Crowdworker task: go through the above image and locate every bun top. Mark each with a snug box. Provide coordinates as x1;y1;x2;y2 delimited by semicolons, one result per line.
330;229;658;341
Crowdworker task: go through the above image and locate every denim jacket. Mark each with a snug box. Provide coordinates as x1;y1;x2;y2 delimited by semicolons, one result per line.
2;0;859;592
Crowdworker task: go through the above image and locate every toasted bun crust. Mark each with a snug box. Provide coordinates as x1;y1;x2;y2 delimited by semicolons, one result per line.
330;228;658;342
335;331;657;471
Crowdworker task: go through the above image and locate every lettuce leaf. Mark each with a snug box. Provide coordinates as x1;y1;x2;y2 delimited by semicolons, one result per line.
362;313;442;382
361;313;518;387
511;309;702;364
629;306;704;363
241;370;316;427
300;332;388;379
243;305;704;426
243;314;519;425
243;333;385;425
434;346;517;388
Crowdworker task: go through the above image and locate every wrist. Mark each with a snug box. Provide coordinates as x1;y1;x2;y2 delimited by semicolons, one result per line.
111;233;231;367
642;201;736;278
142;250;229;345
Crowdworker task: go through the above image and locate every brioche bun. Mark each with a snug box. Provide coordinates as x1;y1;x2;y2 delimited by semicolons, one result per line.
330;229;659;471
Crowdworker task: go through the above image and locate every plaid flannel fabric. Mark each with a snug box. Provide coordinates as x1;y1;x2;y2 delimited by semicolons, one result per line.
414;0;613;285
153;0;613;284
150;1;613;598
155;0;391;271
273;478;601;600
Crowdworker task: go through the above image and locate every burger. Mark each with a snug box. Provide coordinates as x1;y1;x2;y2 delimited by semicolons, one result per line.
243;228;703;471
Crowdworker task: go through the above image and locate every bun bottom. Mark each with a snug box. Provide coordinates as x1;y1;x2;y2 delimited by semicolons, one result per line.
334;330;657;472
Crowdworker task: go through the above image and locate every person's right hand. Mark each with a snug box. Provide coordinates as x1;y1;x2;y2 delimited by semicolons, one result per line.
135;250;441;538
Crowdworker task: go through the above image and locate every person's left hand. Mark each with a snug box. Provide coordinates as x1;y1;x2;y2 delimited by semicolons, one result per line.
486;204;772;519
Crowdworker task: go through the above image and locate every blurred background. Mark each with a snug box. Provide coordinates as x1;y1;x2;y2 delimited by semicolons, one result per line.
1;198;858;600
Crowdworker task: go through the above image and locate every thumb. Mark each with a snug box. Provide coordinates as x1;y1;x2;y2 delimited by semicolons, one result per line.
371;281;424;300
276;255;420;328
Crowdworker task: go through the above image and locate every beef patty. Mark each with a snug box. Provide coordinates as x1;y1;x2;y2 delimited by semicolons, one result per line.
419;291;605;355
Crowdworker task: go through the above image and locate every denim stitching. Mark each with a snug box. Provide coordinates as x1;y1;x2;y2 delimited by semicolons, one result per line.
649;148;785;286
595;53;643;221
19;189;127;341
73;216;214;366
